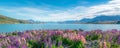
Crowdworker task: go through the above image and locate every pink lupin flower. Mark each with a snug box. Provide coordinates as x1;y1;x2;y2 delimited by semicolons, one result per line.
103;42;107;48
63;33;86;44
80;35;86;43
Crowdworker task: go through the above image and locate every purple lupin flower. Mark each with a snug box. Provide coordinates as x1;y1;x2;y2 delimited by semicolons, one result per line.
0;34;5;38
7;45;17;48
58;41;62;47
17;32;23;36
43;38;47;43
108;35;114;43
21;45;28;48
53;40;56;45
14;40;20;47
117;35;120;44
48;42;52;48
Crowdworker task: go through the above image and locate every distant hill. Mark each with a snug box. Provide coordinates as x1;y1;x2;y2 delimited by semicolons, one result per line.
0;15;30;24
61;15;120;24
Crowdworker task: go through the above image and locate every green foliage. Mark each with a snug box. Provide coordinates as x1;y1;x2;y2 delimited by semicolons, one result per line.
70;41;85;48
11;32;18;36
62;38;73;46
52;44;57;48
59;45;64;48
6;33;18;36
111;43;120;48
91;41;100;48
2;46;6;48
86;33;102;41
106;42;111;48
112;36;117;43
51;35;62;41
51;35;62;46
27;40;41;48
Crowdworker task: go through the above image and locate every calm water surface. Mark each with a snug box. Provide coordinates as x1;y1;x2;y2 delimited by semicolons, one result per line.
0;23;120;33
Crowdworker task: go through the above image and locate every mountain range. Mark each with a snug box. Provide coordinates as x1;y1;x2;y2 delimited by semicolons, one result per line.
61;15;120;24
1;15;120;24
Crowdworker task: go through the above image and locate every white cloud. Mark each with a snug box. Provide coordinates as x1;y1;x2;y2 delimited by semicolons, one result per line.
84;0;120;18
0;6;87;22
109;0;120;4
0;0;120;22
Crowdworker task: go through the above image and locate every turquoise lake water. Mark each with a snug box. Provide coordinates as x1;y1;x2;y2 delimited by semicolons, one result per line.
0;23;120;33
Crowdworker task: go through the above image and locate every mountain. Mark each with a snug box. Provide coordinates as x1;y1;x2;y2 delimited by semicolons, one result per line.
0;15;30;24
80;15;120;22
62;15;120;24
80;15;120;24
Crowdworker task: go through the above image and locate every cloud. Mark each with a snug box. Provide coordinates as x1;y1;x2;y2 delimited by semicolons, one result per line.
0;6;87;22
0;0;120;22
84;0;120;18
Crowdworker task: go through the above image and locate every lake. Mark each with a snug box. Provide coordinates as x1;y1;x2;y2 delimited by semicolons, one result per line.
0;23;120;33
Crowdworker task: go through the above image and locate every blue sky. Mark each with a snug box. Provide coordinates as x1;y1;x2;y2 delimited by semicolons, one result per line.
0;0;120;22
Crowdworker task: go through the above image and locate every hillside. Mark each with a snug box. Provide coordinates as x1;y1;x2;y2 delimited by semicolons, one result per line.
0;15;30;24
